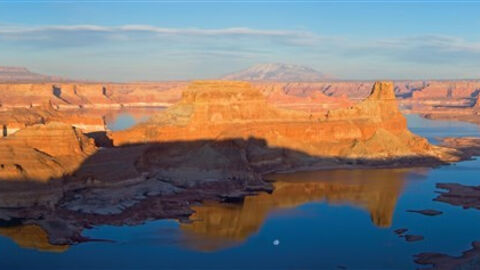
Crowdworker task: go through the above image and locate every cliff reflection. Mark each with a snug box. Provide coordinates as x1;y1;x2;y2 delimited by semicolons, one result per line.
0;224;69;252
180;168;426;251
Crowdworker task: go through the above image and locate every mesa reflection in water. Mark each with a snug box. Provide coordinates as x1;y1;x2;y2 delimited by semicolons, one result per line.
179;168;428;252
0;167;428;253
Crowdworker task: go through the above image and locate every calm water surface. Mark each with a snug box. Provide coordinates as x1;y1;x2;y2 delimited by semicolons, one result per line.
103;107;165;131
1;114;479;269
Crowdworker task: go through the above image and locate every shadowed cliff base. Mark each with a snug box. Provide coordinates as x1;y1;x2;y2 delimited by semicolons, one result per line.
0;160;427;252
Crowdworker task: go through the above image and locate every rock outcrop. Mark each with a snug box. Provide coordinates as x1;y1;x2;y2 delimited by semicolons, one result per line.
415;242;480;270
474;95;480;111
111;80;456;164
0;103;105;136
0;122;96;181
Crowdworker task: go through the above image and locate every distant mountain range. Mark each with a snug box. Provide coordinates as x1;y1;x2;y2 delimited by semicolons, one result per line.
0;66;66;82
222;63;331;82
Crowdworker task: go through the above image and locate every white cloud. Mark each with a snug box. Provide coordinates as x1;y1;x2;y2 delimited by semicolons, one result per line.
0;24;318;43
2;23;480;80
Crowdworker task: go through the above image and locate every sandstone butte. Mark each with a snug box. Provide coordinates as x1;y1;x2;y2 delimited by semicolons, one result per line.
0;122;96;181
110;80;458;164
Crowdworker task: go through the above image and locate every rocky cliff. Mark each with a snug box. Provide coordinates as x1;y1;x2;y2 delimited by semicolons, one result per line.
0;103;105;136
111;81;454;161
0;82;187;109
474;95;480;110
0;122;96;181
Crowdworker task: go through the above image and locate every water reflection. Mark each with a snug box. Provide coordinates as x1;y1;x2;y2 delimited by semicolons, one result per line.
180;168;428;251
103;107;164;131
0;224;68;253
0;168;427;254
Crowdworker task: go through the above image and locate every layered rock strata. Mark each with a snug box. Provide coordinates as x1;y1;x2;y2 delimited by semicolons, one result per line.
111;80;457;165
0;103;105;136
0;122;96;181
0;82;186;109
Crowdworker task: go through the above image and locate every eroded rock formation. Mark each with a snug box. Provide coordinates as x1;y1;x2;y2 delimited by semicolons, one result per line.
0;82;186;109
441;137;480;157
434;183;480;210
111;80;457;164
0;122;96;181
0;103;105;136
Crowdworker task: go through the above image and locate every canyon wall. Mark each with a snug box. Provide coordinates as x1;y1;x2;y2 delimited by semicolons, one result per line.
1;80;479;110
0;103;105;136
0;82;187;109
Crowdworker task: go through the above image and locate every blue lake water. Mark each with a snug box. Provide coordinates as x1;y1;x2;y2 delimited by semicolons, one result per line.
104;108;165;131
1;114;479;269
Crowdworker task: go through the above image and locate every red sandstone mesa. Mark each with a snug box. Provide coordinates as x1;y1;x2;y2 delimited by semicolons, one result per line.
0;80;464;184
111;80;457;163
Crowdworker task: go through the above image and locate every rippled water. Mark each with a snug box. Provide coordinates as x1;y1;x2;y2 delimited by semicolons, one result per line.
1;114;479;269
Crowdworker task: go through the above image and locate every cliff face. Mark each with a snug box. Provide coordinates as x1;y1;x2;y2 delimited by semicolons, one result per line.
0;82;187;109
111;80;456;163
0;103;105;136
0;122;96;181
1;80;478;112
411;81;480;107
474;95;480;110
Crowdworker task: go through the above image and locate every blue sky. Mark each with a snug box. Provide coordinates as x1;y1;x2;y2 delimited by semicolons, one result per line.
1;1;480;81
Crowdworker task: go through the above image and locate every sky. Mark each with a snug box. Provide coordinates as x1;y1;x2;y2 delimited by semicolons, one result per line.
1;0;480;81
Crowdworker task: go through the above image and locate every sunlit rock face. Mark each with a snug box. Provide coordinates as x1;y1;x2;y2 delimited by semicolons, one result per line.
0;103;105;136
111;80;456;162
412;81;480;105
0;122;96;181
180;168;419;252
0;82;186;109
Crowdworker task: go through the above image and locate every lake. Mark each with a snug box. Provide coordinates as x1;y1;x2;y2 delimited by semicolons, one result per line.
1;114;479;269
